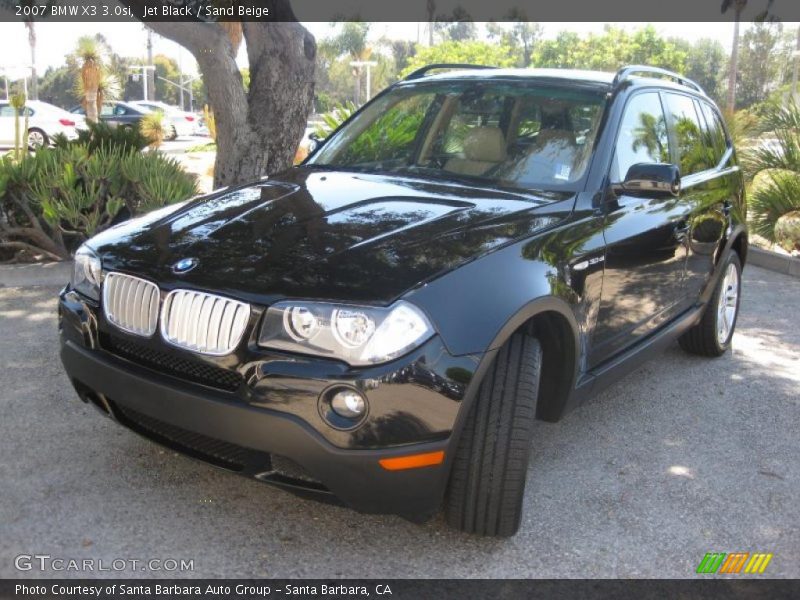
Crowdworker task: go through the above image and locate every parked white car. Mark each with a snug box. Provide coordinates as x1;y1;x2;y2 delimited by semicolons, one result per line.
0;100;85;148
129;101;198;138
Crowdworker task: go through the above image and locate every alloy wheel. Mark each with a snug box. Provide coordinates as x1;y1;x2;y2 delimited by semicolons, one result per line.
27;130;46;148
716;262;739;345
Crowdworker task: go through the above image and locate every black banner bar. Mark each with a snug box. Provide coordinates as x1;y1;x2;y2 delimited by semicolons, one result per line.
1;0;799;23
2;579;800;600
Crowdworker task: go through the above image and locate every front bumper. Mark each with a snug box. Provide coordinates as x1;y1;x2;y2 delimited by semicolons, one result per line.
58;288;482;519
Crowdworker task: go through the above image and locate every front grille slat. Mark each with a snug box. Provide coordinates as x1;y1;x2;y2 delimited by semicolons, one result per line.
102;272;251;357
162;289;250;356
207;299;224;352
103;273;160;337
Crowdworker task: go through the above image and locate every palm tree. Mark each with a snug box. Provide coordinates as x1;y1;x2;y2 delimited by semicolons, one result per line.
74;71;120;115
721;0;777;112
24;20;37;100
330;23;371;104
74;36;104;123
721;0;747;113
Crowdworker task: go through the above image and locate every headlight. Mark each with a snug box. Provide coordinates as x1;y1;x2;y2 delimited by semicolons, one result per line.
71;245;103;300
259;300;434;366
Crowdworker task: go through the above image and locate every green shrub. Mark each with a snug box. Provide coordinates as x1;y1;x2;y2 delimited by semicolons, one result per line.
52;120;149;155
313;101;357;139
0;142;197;261
745;100;800;243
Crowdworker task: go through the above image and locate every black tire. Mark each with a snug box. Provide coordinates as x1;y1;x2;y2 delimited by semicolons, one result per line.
445;332;542;537
679;252;742;357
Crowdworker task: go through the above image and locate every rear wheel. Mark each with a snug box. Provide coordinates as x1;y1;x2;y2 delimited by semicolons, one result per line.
679;252;742;357
27;128;47;149
445;332;542;537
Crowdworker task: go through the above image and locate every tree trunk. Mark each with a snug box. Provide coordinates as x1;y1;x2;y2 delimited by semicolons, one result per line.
727;16;741;113
792;24;800;99
353;65;361;105
142;11;316;189
84;87;99;123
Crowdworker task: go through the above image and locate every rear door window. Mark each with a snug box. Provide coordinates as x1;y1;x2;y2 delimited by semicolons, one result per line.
0;105;32;117
663;93;712;176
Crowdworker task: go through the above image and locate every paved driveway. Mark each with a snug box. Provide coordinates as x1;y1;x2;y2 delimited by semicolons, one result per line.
0;265;797;578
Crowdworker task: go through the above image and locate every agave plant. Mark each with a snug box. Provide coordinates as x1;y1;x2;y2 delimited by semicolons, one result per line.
744;100;800;248
139;111;167;148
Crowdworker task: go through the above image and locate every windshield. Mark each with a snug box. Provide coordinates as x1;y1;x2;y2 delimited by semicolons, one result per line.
308;81;607;191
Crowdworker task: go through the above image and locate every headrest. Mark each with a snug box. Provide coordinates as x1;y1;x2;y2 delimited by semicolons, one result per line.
462;127;507;163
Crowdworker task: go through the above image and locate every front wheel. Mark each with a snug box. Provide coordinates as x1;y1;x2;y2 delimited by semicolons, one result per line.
445;332;542;537
679;252;742;357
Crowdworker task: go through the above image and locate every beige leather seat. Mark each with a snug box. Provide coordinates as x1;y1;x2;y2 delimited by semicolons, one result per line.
445;127;507;177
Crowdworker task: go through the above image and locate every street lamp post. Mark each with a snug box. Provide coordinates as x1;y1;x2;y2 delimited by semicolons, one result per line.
158;74;200;112
129;65;156;101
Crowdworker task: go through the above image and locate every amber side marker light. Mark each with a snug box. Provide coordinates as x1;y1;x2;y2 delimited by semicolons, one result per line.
379;450;445;471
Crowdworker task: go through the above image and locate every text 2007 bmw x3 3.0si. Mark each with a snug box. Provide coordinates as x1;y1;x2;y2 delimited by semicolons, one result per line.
59;65;746;536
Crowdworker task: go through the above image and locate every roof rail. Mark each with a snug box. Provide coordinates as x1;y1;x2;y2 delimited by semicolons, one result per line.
612;65;706;95
403;63;497;81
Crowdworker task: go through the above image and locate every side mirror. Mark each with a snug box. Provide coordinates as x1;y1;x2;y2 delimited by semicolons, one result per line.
615;163;681;198
307;132;325;155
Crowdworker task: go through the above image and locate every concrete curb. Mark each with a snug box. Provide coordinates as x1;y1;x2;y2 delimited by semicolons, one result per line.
748;247;800;279
0;261;72;288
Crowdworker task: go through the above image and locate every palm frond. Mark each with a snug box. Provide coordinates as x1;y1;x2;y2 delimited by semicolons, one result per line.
744;101;800;177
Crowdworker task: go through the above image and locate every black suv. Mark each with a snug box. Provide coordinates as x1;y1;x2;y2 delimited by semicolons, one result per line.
59;65;746;537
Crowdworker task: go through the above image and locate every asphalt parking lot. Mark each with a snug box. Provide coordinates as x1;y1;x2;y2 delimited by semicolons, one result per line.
0;264;797;579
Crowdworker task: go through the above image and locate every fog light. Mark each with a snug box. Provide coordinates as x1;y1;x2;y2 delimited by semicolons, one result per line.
330;389;366;419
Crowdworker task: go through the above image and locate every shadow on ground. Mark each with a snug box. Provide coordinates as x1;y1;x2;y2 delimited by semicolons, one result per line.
0;266;797;578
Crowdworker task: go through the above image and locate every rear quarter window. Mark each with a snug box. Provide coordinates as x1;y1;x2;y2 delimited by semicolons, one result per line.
698;101;729;165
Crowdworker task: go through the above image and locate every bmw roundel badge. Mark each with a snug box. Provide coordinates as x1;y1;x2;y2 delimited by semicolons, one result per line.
172;257;199;274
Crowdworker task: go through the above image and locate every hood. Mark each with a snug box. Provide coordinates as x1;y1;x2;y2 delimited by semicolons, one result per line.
92;167;574;304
